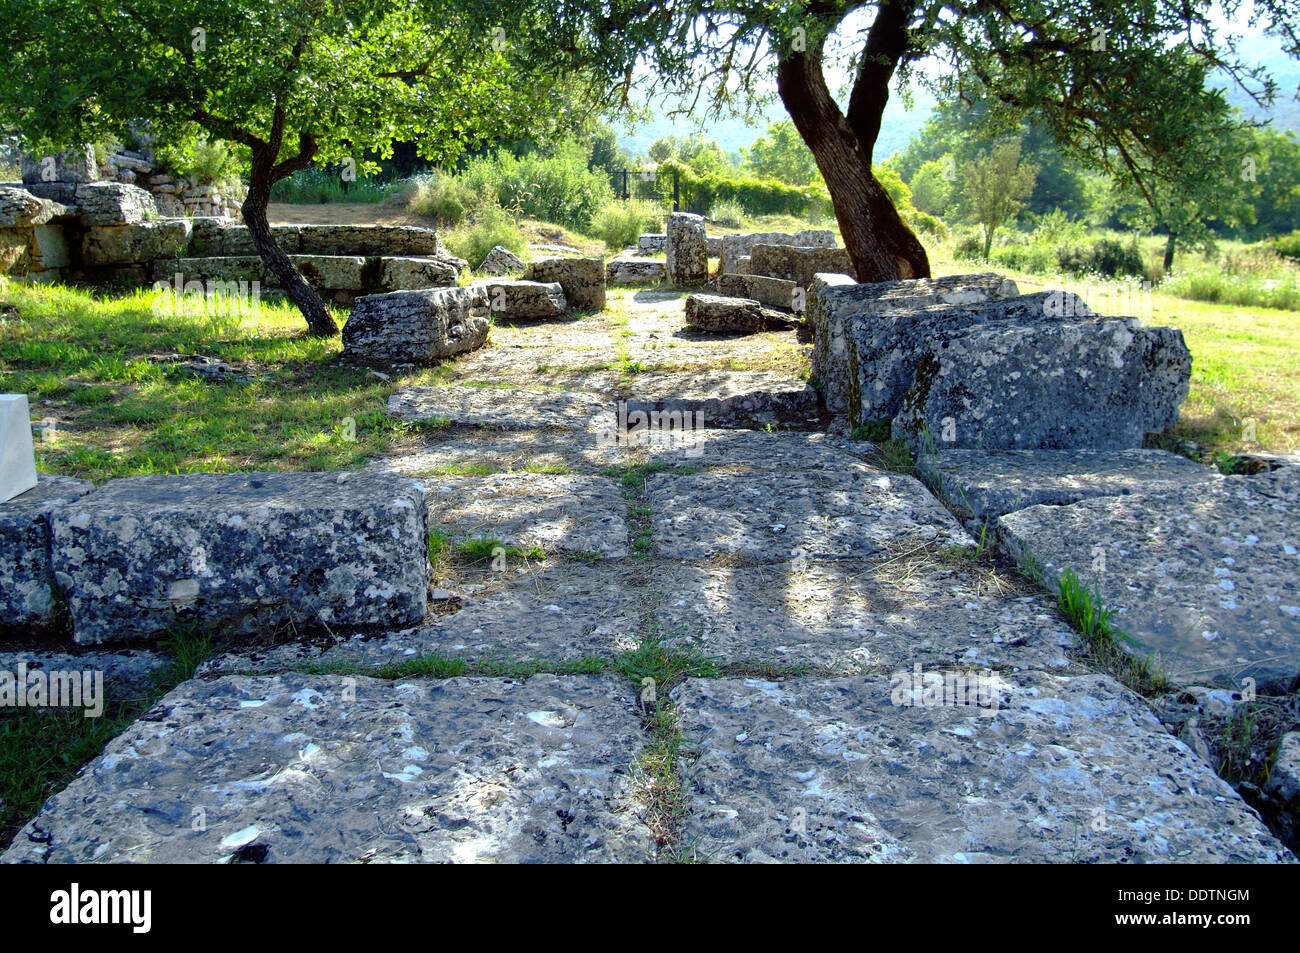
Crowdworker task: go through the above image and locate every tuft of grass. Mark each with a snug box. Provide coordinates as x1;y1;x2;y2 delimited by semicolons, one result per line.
850;418;893;442
865;438;916;475
1056;568;1168;694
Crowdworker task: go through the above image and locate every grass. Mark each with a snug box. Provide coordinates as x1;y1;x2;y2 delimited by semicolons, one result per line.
1054;568;1168;695
0;623;215;848
0;281;460;481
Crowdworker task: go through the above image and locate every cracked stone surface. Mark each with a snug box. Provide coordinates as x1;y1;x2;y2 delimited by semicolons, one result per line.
369;428;633;475
996;468;1300;691
639;429;865;471
918;448;1221;526
625;371;819;430
422;473;628;557
672;673;1292;863
3;673;651;863
647;468;974;561
649;560;1076;674
388;386;608;431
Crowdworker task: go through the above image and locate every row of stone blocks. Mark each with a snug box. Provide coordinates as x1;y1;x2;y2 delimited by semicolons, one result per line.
0;472;429;644
806;272;1193;451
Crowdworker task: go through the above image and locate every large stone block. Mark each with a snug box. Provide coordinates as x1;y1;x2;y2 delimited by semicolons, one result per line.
807;273;1019;417
0;186;69;227
892;318;1192;451
477;245;525;276
748;244;855;289
484;279;567;320
845;291;1088;427
344;285;490;364
0;475;94;629
665;212;708;287
74;182;158;226
524;256;606;311
637;233;666;254
684;293;789;334
20;145;96;185
292;254;366;291
0;394;38;503
379;255;459;290
719;229;835;275
296;224;442;257
716;273;798;310
605;255;666;284
49;471;428;644
81;219;192;266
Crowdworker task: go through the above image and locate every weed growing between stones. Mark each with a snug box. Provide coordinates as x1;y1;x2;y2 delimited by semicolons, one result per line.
863;438;917;475
1056;568;1169;695
850;418;893;442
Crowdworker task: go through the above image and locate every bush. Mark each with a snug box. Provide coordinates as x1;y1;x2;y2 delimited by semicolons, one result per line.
1056;236;1146;278
1269;230;1300;262
270;167;394;204
401;171;472;226
589;199;665;250
708;200;748;229
660;159;833;219
459;140;614;230
953;229;985;261
443;202;526;269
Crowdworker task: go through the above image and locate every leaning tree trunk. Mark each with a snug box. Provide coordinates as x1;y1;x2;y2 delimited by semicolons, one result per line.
243;146;338;337
1162;233;1177;273
776;52;930;283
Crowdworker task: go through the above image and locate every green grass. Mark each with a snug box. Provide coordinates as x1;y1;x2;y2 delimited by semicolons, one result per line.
0;281;460;481
0;622;216;848
1055;568;1168;695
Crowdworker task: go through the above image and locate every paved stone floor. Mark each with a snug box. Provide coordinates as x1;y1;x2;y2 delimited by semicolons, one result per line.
4;289;1295;863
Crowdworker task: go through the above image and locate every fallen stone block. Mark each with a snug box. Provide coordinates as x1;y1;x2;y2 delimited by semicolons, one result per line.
344;285;490;364
666;212;708;287
0;475;94;629
477;244;525;275
623;370;819;431
808;272;1017;416
483;279;567;320
684;293;791;334
716;273;799;310
524;256;606;311
605;255;666;284
995;467;1300;691
81;219;192;266
749;243;855;289
637;233;666;254
0;187;69;227
672;673;1290;862
2;673;652;863
74;182;157;225
917;448;1220;527
49;471;429;644
844;290;1089;427
893;318;1192;451
379;256;459;290
719;229;835;275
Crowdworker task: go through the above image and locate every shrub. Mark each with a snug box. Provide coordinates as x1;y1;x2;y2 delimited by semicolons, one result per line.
443;201;526;269
460;141;614;230
1267;231;1300;263
659;158;833;219
1056;236;1145;278
953;229;985;261
269;167;393;204
589;199;665;250
708;200;748;229
402;171;472;226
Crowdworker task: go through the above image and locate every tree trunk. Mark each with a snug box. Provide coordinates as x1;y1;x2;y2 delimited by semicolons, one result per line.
983;225;994;260
1162;233;1176;273
243;146;337;337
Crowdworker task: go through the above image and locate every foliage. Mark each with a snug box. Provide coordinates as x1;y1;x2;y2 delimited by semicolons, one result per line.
959;138;1039;258
742;120;818;186
443;199;526;267
589;199;665;249
1271;230;1300;262
270;167;396;204
909;157;955;215
658;158;832;219
458;140;614;230
647;134;732;175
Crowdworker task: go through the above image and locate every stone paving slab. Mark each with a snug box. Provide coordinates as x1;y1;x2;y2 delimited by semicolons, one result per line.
671;673;1292;863
996;468;1300;691
650;561;1075;674
369;428;633;475
388;386;608;431
639;429;865;471
648;468;974;561
0;648;167;703
918;448;1221;525
3;673;651;863
200;563;645;675
423;473;628;557
626;371;819;430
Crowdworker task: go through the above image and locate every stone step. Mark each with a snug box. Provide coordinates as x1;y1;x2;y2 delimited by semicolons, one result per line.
2;673;651;863
672;673;1291;862
623;370;820;430
387;385;609;431
152;253;460;303
995;467;1300;692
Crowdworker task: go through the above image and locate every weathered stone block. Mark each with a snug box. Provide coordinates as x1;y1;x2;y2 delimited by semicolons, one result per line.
344;285;490;364
719;229;835;275
296;224;442;257
716;273;798;310
0;475;94;629
0;186;69;227
74;182;157;226
0;394;38;503
893;318;1192;451
684;293;789;334
20;146;96;185
748;244;855;289
524;256;606;311
605;255;666;284
637;233;666;254
666;212;708;287
292;254;366;291
484;279;567;320
81;220;192;266
379;255;459;290
49;471;429;644
477;245;525;275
